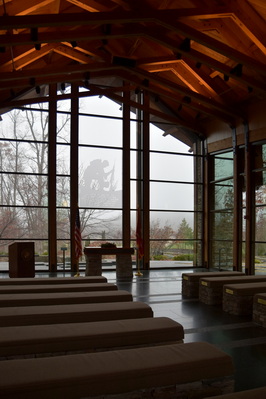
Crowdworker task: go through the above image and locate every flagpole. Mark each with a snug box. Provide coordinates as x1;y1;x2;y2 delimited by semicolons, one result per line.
135;206;144;277
74;259;80;277
135;247;143;277
74;205;82;277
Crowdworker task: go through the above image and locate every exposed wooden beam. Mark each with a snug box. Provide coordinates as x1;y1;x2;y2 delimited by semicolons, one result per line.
0;0;55;16
0;59;237;125
141;59;221;101
54;45;92;63
0;24;140;47
109;0;131;11
0;10;155;29
127;67;244;119
1;8;264;75
228;0;266;56
0;61;117;82
140;28;266;92
66;0;115;12
0;22;265;93
0;43;57;72
158;18;266;76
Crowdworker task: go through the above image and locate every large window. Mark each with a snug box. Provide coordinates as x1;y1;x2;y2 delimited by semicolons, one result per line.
0;105;50;266
149;129;202;265
253;143;266;274
209;151;234;269
0;89;202;271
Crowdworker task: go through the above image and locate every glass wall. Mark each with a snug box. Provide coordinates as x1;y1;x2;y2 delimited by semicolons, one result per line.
209;151;234;269
149;126;202;265
0;89;202;271
253;143;266;274
0;105;49;268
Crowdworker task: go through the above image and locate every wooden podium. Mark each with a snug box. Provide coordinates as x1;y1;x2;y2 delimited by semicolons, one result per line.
9;242;35;278
84;247;134;279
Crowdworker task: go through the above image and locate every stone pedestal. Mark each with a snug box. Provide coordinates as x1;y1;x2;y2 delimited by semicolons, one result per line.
85;254;102;276
116;253;133;279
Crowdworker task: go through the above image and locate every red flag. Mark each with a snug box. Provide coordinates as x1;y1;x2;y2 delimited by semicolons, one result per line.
136;206;144;259
74;207;83;259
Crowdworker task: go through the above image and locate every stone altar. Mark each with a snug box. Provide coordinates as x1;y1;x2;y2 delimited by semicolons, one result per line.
84;247;135;279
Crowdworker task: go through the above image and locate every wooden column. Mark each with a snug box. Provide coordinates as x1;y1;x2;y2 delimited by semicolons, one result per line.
142;90;150;270
48;84;57;273
203;140;210;269
70;83;79;273
122;88;131;247
232;128;241;271
245;123;254;275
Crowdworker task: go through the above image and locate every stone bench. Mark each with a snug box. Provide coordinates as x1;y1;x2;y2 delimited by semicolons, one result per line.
253;293;266;327
223;282;266;315
0;342;234;399
0;276;107;285
0;282;117;294
182;271;245;298
0;301;153;327
199;275;266;305
0;316;184;360
207;386;266;398
0;290;133;308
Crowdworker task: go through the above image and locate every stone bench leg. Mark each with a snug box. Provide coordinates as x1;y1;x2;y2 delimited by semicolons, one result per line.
85;254;102;276
116;254;133;279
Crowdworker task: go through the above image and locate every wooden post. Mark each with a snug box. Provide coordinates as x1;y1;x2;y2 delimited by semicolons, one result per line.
70;83;79;273
48;84;57;273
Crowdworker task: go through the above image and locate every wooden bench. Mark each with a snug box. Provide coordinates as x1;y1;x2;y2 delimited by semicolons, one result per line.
0;276;107;285
0;290;133;308
207;386;266;398
199;275;266;305
253;293;266;327
223;282;266;315
0;317;184;359
0;282;117;294
0;342;234;399
0;301;153;327
182;271;245;298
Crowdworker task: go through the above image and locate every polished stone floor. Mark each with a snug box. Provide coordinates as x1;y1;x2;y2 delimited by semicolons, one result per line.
111;268;266;393
1;267;266;393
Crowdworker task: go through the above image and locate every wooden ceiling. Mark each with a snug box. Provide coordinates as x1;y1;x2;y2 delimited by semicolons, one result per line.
0;0;265;144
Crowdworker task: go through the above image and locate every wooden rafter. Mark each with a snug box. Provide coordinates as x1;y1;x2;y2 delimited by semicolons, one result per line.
66;0;115;12
0;22;265;93
0;0;56;16
228;0;266;56
0;1;265;131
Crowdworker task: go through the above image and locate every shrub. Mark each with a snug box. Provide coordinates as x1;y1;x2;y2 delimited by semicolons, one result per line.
173;254;193;261
152;255;169;261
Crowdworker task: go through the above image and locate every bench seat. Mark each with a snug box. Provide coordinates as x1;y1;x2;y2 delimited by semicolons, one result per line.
0;317;184;359
0;282;117;294
0;290;132;308
223;282;266;315
207;386;266;398
0;342;234;399
253;293;266;327
0;301;153;327
199;275;266;305
182;271;244;298
0;276;107;285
